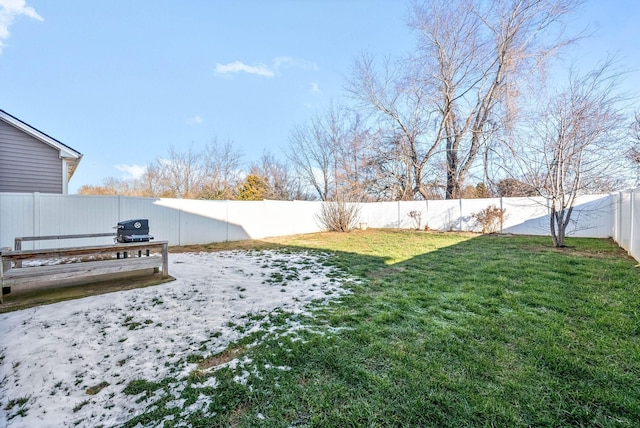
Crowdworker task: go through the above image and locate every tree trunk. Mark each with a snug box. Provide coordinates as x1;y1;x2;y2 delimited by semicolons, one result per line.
446;139;458;199
550;207;568;247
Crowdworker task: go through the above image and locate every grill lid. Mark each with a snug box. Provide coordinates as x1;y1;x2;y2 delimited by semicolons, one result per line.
115;219;153;242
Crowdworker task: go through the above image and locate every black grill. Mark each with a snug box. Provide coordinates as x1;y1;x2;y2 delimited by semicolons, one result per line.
116;219;153;243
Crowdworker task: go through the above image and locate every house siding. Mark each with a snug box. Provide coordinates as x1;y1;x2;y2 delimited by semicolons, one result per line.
0;119;63;193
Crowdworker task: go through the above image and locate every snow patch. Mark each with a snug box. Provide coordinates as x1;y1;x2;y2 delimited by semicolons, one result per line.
0;250;355;427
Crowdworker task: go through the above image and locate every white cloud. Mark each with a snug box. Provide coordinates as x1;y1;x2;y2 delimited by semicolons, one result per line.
273;56;318;72
215;56;318;78
0;0;43;54
115;164;147;180
186;115;203;125
215;61;274;77
310;82;321;95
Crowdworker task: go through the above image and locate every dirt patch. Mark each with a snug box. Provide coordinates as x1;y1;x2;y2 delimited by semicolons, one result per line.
197;346;246;371
170;239;284;254
229;401;251;427
367;266;406;280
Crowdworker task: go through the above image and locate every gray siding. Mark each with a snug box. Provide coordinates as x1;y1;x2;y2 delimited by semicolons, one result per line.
0;119;63;193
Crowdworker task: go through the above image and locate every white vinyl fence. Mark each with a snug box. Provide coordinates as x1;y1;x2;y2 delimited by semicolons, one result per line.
358;195;613;237
613;189;640;262
0;192;621;253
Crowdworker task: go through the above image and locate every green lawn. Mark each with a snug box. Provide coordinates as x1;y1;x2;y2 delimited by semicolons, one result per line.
129;230;640;427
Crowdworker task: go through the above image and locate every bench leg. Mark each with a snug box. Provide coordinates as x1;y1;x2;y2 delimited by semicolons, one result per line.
162;243;169;279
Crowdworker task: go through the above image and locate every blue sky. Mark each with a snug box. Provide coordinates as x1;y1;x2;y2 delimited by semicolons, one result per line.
1;0;638;193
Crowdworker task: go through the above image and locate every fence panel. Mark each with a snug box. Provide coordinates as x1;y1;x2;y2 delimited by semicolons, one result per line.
398;201;429;230
263;200;322;238
610;189;639;262
0;193;35;249
176;199;228;245
361;202;400;229
501;197;548;235
226;201;265;241
425;199;460;231
36;194;119;249
565;195;614;238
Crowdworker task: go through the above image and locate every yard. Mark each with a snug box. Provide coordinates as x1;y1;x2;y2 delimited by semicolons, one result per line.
1;230;639;427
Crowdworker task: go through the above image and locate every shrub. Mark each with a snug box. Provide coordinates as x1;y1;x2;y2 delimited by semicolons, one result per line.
317;199;361;232
407;210;423;230
471;205;506;233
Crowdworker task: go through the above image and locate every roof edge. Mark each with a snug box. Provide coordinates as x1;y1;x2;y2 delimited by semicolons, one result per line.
0;109;83;159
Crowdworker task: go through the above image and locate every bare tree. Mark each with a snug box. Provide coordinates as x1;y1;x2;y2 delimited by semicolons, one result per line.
138;163;170;197
409;0;582;199
198;140;243;200
366;132;417;200
518;62;628;247
287;110;337;201
77;178;138;196
348;54;440;200
130;140;243;199
249;151;313;200
628;113;640;186
335;112;380;201
150;145;206;198
287;104;374;201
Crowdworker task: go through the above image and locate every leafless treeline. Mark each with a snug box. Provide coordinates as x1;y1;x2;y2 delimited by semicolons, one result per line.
81;0;637;214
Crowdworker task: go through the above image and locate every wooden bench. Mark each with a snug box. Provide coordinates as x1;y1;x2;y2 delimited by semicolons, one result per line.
12;233;119;268
13;232;118;251
0;241;169;304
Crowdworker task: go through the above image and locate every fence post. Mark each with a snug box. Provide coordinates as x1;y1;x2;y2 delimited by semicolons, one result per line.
618;191;623;248
0;193;3;248
617;191;623;245
629;189;635;257
612;192;617;243
32;192;41;249
118;195;122;224
162;242;169;279
500;197;504;233
178;198;182;246
424;200;428;230
225;200;230;242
